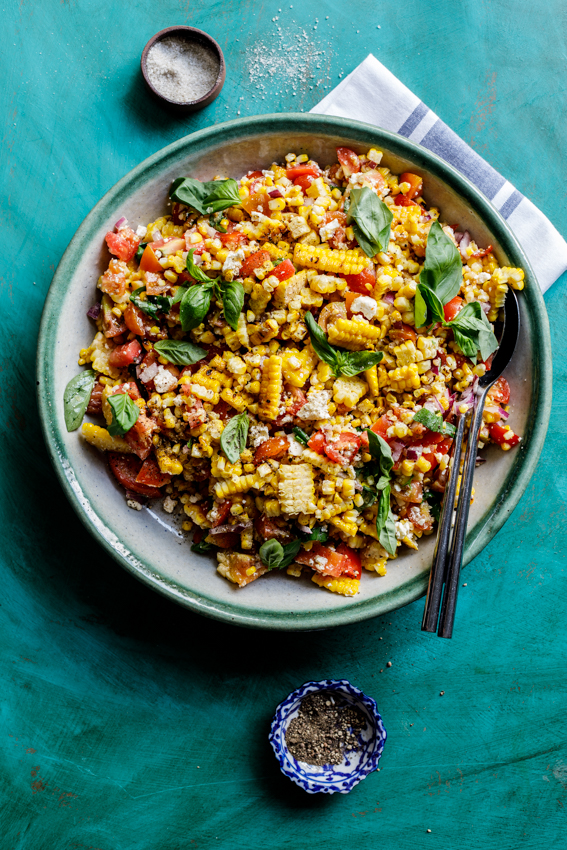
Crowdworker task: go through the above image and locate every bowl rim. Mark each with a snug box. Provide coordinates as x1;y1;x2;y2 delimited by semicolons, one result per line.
36;112;552;631
268;678;387;794
140;25;226;108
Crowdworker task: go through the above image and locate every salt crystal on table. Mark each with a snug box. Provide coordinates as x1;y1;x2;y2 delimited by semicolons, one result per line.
146;36;219;104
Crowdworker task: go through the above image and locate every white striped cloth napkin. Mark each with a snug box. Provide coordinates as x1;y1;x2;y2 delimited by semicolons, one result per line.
311;54;567;292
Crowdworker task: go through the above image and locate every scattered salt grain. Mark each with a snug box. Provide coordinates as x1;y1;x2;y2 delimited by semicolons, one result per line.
146;36;219;104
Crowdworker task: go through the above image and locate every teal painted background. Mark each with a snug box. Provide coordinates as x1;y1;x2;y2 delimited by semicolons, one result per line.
2;1;566;847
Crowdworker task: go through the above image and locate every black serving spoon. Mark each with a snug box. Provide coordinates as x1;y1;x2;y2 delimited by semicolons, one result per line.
421;288;520;638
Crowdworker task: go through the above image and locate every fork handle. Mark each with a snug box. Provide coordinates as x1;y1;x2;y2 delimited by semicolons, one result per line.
421;412;466;632
437;390;488;639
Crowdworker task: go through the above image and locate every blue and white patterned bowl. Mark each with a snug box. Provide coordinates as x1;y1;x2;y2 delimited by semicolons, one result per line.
269;679;387;794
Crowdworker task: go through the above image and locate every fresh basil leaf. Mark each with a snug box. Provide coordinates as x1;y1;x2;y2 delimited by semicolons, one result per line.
476;308;499;362
360;484;377;509
292;426;310;446
377;484;397;556
135;242;147;263
169;177;211;214
171;286;188;306
63;369;96;432
305;312;340;371
186;248;215;284
221;280;245;331
203;179;242;213
220;412;249;463
153;340;207;366
152;294;174;313
449;301;498;362
280;539;302;569
259;539;284;570
107;392;140;437
338;349;384;377
375;474;391;491
366;430;394;479
209;212;228;233
412;408;456;438
130;287;161;320
191;539;214;554
451;326;479;359
416;283;445;326
179;284;213;332
297;525;328;542
414;286;428;328
423;489;442;523
170;177;241;215
272;257;285;266
421;220;462;304
346;186;393;257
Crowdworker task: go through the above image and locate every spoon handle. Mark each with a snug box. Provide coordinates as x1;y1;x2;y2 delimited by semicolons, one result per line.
437;390;488;639
421;412;467;633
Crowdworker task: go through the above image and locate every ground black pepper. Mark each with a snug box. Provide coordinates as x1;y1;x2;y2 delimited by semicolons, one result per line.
285;692;366;766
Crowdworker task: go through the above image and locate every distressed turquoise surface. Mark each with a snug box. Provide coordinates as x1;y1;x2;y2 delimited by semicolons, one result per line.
2;0;566;847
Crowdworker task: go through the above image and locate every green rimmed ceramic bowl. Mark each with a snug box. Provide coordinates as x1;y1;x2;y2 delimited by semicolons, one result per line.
36;114;551;631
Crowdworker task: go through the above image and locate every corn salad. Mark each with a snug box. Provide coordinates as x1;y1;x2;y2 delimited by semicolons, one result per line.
74;146;524;597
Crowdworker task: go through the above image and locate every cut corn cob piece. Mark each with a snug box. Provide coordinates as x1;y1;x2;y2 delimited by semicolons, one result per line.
327;317;382;351
312;574;360;596
329;515;359;538
293;243;368;275
81;423;132;453
364;365;379;396
333;376;368;409
385;363;421;392
258;355;283;420
303;448;342;476
214;473;261;498
278;464;316;514
281;346;317;388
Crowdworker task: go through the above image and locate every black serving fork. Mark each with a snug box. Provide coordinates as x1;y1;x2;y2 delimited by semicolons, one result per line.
421;288;520;638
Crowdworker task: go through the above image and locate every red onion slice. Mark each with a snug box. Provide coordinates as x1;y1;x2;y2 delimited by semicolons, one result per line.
406;447;422;461
390;440;404;462
498;407;509;420
208;521;252;536
87;303;101;320
138;361;159;383
114;216;128;231
459;231;471;258
268;189;283;198
382;291;395;304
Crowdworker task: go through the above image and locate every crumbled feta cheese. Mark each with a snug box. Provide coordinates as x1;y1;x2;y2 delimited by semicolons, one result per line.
319;217;340;242
136;225;147;238
351;295;378;320
127;499;143;511
297;390;331;421
163;496;178;513
477;272;491;284
287;437;304;457
314;555;328;569
249;423;270;447
154;366;178;394
395;519;412;541
262;170;275;179
250;211;270;223
222;249;245;275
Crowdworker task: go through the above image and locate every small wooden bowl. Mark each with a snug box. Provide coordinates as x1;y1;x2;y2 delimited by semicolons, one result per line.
141;26;226;113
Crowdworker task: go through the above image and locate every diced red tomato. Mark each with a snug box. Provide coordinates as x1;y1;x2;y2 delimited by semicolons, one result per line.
444;296;464;322
247;170;264;179
109;340;143;369
254;516;291;541
294;174;316;192
307;431;326;454
488;377;510;405
241;193;271;217
254;436;289;464
274;386;307;425
220;231;249;250
336;147;361;177
393;194;419;207
286;165;320;180
420;436;452;472
343;265;376;295
135;456;171;488
407;504;434;533
211;531;240;549
471;244;493;259
139;245;163;274
270;259;295;281
108;452;161;497
295;543;347;577
105;227;140;263
144;272;167;296
360;414;391;447
100;259;127;300
323;432;361;465
184;231;208;254
389;322;417;342
86;381;104;415
212;399;232;421
125;412;158;460
399;172;423;199
101;296;126;338
240;250;271;278
212;500;232;527
336;543;362;580
107;382;141;402
150;237;185;256
360;170;387;192
488;422;521;446
124;304;155;338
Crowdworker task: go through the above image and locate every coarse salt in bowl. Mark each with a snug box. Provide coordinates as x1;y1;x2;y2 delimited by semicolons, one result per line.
141;26;226;112
269;679;387;794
